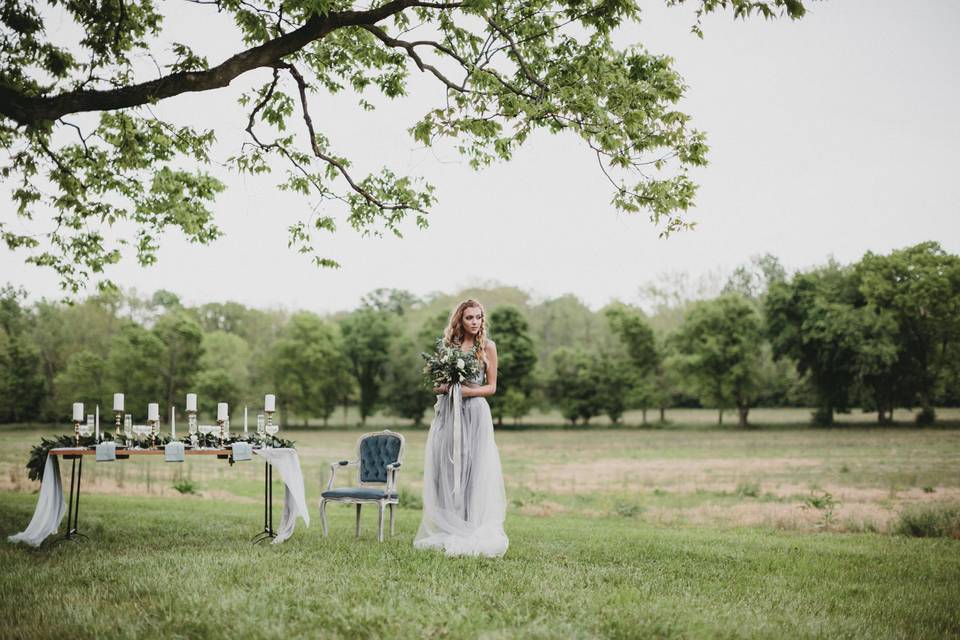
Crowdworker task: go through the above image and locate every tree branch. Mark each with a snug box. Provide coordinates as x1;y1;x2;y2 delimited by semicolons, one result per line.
281;62;425;214
0;0;442;126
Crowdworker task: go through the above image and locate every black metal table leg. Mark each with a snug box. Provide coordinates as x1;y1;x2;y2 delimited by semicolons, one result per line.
252;461;276;544
54;455;88;545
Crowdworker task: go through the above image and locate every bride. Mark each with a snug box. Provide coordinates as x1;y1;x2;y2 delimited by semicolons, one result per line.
414;299;509;557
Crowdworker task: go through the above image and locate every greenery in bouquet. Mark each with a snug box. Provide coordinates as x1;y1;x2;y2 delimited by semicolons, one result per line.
422;340;482;389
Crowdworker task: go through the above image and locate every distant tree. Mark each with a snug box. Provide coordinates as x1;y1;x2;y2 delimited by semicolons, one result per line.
674;295;763;427
105;323;165;418
856;242;960;424
546;347;601;425
361;289;422;316
54;350;109;417
722;254;787;300
528;295;611;371
340;309;396;424
273;313;350;426
604;305;658;423
195;331;252;414
382;337;434;426
488;306;537;425
416;310;451;354
593;351;635;424
765;264;864;426
153;311;205;412
0;286;46;423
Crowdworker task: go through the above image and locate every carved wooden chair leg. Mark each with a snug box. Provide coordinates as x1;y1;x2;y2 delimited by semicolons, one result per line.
377;502;385;543
355;503;362;539
320;499;328;537
389;503;395;536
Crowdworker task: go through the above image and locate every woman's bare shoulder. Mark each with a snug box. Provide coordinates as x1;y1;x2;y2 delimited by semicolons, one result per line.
484;339;497;352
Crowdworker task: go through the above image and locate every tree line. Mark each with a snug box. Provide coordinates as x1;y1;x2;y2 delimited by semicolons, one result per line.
1;242;957;427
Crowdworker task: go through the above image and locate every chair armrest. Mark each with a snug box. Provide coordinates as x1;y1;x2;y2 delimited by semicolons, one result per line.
386;462;402;494
327;459;359;491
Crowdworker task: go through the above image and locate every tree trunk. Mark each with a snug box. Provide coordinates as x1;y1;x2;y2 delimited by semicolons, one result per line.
718;408;723;426
641;408;647;425
737;404;749;428
659;406;666;423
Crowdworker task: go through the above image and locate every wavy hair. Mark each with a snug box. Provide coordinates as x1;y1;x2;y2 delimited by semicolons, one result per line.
443;299;487;364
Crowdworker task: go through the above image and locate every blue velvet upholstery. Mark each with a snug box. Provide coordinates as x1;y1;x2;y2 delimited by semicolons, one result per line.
322;487;398;500
359;434;402;483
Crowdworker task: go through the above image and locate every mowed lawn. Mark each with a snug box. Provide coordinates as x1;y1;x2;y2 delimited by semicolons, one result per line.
1;421;959;638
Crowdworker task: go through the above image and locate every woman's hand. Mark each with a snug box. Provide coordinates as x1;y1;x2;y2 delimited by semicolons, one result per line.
434;383;449;395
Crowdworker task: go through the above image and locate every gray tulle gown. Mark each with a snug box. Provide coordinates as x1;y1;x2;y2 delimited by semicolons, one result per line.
414;361;509;557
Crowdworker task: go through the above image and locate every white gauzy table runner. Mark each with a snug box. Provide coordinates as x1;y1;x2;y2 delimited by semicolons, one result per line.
8;454;67;547
253;448;310;544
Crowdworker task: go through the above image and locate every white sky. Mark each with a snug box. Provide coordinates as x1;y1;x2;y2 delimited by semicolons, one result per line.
2;0;958;312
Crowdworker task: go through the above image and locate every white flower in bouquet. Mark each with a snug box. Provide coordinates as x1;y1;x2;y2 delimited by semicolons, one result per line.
422;340;481;389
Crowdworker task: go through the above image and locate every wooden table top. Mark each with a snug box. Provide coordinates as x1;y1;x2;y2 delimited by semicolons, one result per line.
49;447;233;456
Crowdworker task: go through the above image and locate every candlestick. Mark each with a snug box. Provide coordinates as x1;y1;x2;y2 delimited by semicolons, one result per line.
186;393;197;412
113;393;124;412
115;409;123;445
217;419;225;448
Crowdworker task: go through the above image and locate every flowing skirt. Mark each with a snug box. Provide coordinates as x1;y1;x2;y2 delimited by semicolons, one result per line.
414;388;508;557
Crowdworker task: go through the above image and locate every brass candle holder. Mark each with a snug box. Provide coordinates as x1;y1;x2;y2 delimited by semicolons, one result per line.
217;419;225;449
74;420;82;448
149;419;158;449
265;411;274;447
115;412;123;445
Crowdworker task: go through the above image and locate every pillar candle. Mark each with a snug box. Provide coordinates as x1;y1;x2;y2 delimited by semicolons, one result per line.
113;393;124;412
72;402;84;421
217;403;228;421
264;394;276;412
95;405;100;441
148;403;159;422
244;406;248;434
171;406;176;439
186;393;197;412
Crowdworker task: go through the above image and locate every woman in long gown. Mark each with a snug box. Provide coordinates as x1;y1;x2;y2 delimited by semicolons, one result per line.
414;299;509;557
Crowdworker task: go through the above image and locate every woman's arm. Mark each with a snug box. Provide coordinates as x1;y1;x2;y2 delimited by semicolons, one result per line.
461;341;498;398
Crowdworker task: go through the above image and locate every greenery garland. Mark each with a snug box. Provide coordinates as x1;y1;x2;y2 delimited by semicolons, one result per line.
25;432;295;482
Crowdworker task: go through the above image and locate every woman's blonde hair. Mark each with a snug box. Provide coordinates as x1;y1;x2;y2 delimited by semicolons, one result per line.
443;299;487;364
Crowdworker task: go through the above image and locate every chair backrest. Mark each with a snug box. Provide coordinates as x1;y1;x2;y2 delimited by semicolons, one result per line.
357;430;405;485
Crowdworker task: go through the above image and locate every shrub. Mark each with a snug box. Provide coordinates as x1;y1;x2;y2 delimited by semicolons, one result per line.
615;502;644;518
173;480;196;494
894;503;960;539
736;482;761;498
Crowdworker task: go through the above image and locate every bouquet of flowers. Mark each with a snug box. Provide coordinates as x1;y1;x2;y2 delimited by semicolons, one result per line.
422;339;481;388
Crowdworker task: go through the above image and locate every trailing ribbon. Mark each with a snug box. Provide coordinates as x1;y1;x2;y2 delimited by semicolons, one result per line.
449;383;463;501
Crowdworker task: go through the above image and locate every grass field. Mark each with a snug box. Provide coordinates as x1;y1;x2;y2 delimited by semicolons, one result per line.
1;417;959;638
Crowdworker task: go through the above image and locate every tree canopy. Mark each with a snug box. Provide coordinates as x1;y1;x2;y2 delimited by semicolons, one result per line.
2;0;805;292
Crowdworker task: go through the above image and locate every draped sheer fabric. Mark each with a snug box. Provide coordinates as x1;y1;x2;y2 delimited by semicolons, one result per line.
414;365;508;558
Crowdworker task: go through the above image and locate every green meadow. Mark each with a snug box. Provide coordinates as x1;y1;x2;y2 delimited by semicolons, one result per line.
1;417;959;639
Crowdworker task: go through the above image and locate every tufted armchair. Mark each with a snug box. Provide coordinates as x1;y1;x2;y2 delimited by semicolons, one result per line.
320;430;405;542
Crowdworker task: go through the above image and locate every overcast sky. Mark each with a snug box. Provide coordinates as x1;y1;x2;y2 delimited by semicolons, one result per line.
3;0;958;312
